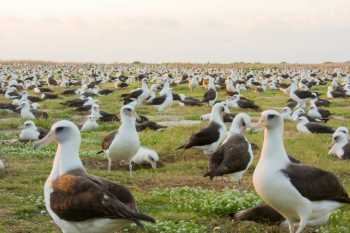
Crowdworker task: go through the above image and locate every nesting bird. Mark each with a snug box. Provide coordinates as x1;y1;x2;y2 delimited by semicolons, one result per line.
296;116;334;134
19;120;48;142
329;128;350;160
34;120;155;233
131;147;159;169
80;115;99;131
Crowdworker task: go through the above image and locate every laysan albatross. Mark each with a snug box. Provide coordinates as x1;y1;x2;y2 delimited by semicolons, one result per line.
33;120;155;233
253;110;350;233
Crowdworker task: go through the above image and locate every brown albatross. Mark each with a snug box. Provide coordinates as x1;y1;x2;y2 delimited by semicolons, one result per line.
34;120;155;233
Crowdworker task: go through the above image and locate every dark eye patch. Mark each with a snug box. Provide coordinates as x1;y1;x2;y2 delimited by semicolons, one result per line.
56;126;65;133
267;114;275;120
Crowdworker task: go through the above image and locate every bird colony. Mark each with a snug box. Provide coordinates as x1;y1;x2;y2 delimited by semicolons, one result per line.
1;63;350;233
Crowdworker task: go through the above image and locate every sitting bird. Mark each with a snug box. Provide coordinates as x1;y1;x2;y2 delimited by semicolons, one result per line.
19;120;48;142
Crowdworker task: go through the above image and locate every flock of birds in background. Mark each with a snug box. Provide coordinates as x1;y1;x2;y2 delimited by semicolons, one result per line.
1;64;350;233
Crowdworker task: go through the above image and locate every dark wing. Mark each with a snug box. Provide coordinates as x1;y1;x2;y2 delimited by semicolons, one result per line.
341;142;350;160
50;171;155;225
223;113;236;122
238;100;260;110
294;90;313;98
233;203;284;224
179;122;221;149
281;164;350;203
205;135;250;179
202;88;216;102
37;127;48;139
33;110;48;119
102;131;117;150
305;122;334;134
149;95;166;105
100;111;119;122
122;89;143;99
318;108;331;118
181;97;202;106
136;121;166;132
28;96;42;102
287;155;300;164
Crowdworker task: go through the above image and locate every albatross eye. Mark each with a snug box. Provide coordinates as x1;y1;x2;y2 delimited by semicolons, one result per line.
55;126;65;133
267;114;276;120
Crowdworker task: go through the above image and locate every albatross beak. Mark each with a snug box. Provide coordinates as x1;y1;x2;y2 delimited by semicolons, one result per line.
134;112;141;121
33;131;55;149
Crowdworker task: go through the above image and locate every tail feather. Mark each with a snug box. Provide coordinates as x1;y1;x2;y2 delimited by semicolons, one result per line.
134;212;156;225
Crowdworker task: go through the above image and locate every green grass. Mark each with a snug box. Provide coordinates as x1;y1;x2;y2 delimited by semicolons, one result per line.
1;81;350;233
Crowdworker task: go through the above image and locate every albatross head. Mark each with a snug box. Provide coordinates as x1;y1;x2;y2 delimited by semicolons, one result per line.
210;102;229;123
230;113;251;134
22;120;36;130
120;105;139;123
334;127;349;137
297;116;309;124
332;131;348;145
258;110;283;130
34;120;81;149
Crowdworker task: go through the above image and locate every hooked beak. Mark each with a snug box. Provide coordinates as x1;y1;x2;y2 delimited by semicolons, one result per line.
151;161;157;169
33;131;55;149
134;112;141;121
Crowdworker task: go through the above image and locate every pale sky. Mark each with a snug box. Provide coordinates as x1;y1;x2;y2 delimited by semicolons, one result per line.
0;0;349;63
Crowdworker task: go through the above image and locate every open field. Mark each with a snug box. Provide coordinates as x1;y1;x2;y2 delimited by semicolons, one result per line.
1;68;350;233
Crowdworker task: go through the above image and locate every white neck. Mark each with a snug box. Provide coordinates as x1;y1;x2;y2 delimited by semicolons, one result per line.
210;111;224;125
229;121;243;135
260;126;289;165
49;140;84;181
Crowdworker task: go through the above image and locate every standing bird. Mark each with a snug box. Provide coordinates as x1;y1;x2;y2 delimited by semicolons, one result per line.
147;87;173;112
100;106;140;174
202;77;217;106
34;120;155;233
254;110;350;233
80;115;99;131
188;75;199;91
204;113;253;183
177;102;227;155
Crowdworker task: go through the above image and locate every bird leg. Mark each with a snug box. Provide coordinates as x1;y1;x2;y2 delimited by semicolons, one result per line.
287;219;295;233
295;217;307;233
107;157;112;172
129;162;133;177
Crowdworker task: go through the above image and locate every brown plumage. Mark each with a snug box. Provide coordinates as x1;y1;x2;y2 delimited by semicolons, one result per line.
282;164;350;203
50;169;155;226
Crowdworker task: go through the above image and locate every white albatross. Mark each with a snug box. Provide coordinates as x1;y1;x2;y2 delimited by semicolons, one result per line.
253;110;350;233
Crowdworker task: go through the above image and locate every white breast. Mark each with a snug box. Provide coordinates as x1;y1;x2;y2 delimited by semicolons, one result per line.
108;132;140;161
20;129;40;140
